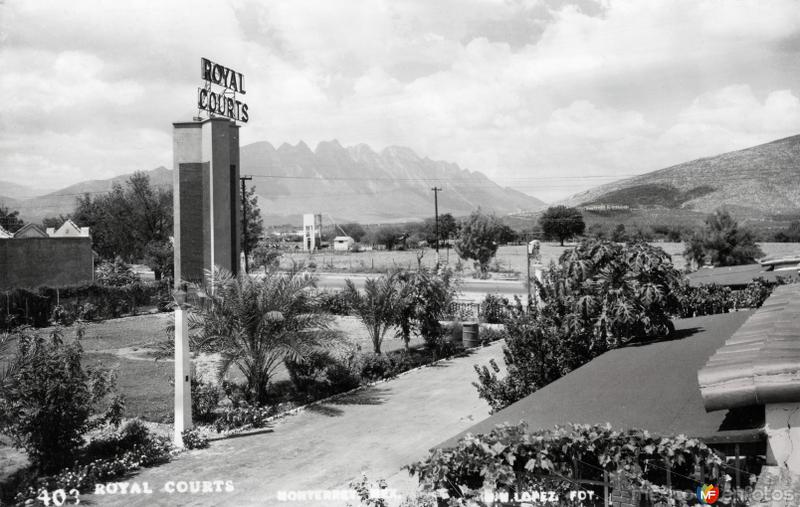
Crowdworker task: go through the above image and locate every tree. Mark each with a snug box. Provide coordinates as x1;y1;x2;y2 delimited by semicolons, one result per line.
41;214;71;230
191;267;333;405
371;225;402;250
474;239;682;411
391;267;458;351
774;221;800;242
73;172;172;268
251;240;282;273
342;274;402;354
438;213;457;243
0;204;24;233
241;185;264;258
143;240;174;280
339;223;366;243
454;209;503;277
538;206;586;246
683;209;764;270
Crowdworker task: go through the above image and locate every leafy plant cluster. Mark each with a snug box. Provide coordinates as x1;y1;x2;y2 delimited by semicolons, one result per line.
187;267;335;406
0;278;171;330
181;428;210;450
684;209;764;270
670;277;781;318
0;328;172;505
191;377;223;423
474;239;682;412
479;294;512;324
212;404;277;433
285;344;465;404
343;267;457;354
0;328;121;473
12;420;172;506
407;423;726;507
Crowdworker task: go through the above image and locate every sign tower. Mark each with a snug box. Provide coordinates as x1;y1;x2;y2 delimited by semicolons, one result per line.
171;58;249;447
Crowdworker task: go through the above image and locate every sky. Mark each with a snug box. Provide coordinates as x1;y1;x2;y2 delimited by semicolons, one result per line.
2;0;800;203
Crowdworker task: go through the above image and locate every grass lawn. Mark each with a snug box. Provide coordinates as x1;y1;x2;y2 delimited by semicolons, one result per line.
84;352;175;423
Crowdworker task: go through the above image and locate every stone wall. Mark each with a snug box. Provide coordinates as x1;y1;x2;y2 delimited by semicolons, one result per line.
0;237;93;289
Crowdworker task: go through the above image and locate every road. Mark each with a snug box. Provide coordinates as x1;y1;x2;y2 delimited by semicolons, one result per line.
314;272;528;301
82;341;507;507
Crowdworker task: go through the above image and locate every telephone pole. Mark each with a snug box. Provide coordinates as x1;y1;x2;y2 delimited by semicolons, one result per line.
240;175;253;273
431;187;442;264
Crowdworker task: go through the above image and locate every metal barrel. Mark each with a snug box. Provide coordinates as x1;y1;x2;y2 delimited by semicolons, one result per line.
463;322;480;348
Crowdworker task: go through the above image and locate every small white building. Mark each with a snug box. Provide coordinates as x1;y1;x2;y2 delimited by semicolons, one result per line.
333;236;354;251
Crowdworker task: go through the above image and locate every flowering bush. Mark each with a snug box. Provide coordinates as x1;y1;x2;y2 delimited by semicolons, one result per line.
181;428;209;449
13;420;172;505
407;423;725;506
213;404;277;433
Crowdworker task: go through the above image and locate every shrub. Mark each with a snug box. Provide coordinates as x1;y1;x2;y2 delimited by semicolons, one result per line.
285;350;360;399
191;377;222;423
474;240;682;413
0;279;171;330
12;420;172;504
479;326;507;345
479;294;511;324
670;277;781;318
407;423;725;506
358;353;396;382
213;405;277;433
95;257;139;286
319;290;352;315
1;328;118;473
181;428;209;450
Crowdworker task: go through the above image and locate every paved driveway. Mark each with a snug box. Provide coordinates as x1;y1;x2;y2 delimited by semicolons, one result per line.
84;341;506;507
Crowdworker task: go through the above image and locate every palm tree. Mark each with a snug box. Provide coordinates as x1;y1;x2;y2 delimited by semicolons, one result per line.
342;275;401;354
191;267;333;405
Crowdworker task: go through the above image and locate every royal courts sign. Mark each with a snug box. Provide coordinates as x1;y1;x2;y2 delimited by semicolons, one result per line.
197;57;249;123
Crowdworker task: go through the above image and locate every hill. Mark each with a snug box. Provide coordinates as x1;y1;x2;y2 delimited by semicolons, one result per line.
7;143;544;224
9;167;172;223
563;134;800;216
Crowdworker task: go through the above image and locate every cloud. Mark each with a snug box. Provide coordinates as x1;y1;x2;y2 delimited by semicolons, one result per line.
657;85;800;163
1;0;800;205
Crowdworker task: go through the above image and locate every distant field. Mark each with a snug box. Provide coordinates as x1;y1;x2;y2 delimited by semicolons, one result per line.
279;242;800;275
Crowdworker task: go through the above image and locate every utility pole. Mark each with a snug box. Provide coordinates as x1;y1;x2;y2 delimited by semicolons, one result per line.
240;175;253;273
431;187;442;267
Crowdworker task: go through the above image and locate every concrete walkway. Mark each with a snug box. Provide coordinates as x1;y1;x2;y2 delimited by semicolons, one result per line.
84;342;506;507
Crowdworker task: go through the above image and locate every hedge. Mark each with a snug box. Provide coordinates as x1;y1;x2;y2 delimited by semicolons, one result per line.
0;279;172;330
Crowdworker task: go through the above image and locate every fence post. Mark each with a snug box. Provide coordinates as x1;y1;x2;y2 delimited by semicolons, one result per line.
604;471;609;507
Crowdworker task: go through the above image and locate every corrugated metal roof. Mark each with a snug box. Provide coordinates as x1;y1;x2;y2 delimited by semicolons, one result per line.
698;283;800;412
439;312;756;449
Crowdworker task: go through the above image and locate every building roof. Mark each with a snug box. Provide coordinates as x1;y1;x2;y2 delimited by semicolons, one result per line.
333;236;353;241
439;312;757;449
13;223;48;238
686;264;799;287
698;283;800;412
0;225;11;239
49;219;90;237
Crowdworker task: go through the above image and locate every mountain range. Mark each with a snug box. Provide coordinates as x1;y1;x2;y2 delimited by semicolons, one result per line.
3;134;800;226
1;141;544;224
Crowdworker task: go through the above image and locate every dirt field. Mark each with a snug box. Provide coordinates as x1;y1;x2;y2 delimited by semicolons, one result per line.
279;242;800;275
